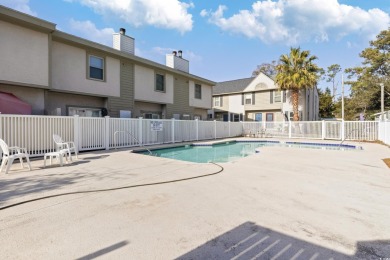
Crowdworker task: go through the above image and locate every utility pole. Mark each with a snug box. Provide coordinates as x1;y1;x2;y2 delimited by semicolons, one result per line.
380;83;384;121
341;74;344;120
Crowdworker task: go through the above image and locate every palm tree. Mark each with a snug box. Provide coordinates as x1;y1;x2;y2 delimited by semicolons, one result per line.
276;47;321;121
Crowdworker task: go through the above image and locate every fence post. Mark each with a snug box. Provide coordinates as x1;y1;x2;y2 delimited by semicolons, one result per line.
105;116;110;150
0;113;2;139
196;119;199;141
171;118;175;143
321;120;326;140
288;121;292;139
214;120;217;139
138;117;143;145
73;115;80;151
341;120;345;141
380;121;384;141
228;120;231;137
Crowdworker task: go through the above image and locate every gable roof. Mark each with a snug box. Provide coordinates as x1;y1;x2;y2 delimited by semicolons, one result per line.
213;77;255;95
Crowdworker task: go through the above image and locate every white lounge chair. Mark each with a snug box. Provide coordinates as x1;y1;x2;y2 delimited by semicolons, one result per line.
0;139;31;174
53;134;78;161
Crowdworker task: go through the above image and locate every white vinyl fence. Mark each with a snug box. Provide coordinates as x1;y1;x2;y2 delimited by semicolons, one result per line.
0;114;388;158
242;120;380;141
378;120;390;146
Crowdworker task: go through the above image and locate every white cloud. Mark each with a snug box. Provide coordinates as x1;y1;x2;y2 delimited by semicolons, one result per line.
346;41;359;49
183;50;202;62
200;9;208;17
69;19;115;46
151;46;176;56
203;0;390;44
151;47;201;61
134;46;201;65
68;0;194;34
0;0;36;16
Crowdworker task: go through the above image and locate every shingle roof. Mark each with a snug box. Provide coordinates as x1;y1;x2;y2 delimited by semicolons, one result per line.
213;77;255;95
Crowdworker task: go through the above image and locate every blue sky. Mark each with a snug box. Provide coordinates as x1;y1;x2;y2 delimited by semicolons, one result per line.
1;0;390;92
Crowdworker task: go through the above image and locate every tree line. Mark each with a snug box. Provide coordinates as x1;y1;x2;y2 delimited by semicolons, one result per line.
252;28;390;121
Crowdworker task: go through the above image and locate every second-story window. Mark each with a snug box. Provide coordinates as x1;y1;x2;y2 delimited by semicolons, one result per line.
245;93;252;104
214;96;221;107
274;90;282;103
89;55;104;81
155;73;165;92
195;84;202;99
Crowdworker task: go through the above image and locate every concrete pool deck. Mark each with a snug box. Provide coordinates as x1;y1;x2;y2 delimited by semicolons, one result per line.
0;139;389;259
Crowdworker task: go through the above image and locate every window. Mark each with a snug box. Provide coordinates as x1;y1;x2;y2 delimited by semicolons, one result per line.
144;113;160;119
245;93;252;105
89;55;104;80
285;111;302;121
266;113;274;122
285;111;294;121
255;113;262;122
214;96;221;107
274;90;282;103
68;107;102;117
155;73;165;92
195;84;202;99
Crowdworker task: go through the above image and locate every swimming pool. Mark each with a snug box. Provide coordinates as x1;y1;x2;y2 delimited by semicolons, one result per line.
138;141;362;163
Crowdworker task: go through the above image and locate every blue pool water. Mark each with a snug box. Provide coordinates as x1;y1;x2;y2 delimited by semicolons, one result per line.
139;141;361;163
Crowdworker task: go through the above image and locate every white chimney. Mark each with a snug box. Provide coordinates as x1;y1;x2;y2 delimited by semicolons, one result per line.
113;28;135;55
166;50;189;73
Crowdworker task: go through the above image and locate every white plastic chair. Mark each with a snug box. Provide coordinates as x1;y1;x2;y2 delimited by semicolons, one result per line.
0;139;31;174
53;134;78;161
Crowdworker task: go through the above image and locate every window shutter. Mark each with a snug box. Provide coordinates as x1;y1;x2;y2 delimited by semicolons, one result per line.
220;96;223;107
252;92;255;105
283;90;287;103
270;91;273;104
242;93;244;105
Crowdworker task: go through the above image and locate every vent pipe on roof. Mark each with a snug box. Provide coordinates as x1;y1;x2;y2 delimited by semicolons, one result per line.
119;28;126;35
178;50;182;58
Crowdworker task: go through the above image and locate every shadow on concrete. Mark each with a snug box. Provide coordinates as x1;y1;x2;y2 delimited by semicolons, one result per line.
36;159;91;168
76;240;129;260
82;155;110;160
0;164;139;205
0;173;85;204
177;222;389;260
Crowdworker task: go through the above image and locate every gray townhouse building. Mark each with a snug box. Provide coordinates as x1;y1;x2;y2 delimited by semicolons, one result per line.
0;5;215;120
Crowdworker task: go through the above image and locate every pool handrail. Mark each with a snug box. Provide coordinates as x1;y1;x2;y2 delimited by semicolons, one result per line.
113;131;153;155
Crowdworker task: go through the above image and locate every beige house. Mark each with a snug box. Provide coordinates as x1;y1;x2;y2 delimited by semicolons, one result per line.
0;5;214;119
210;73;319;122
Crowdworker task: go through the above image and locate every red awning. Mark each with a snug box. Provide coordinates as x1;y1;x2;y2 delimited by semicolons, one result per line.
0;91;32;115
